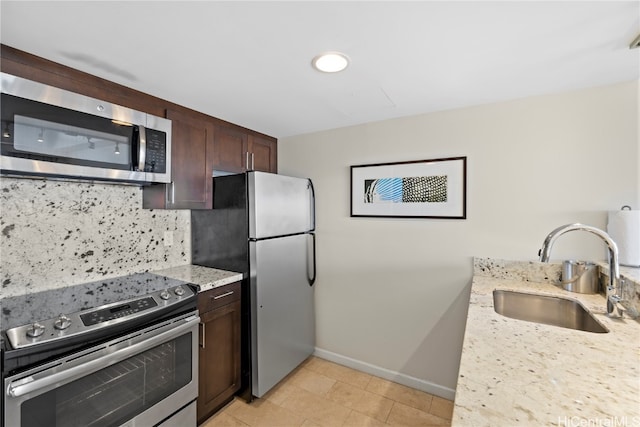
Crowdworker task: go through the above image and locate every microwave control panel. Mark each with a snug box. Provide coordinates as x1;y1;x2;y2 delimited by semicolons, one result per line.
144;128;167;173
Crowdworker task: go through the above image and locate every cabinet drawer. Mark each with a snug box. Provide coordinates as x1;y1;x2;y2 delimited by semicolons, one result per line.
198;281;241;314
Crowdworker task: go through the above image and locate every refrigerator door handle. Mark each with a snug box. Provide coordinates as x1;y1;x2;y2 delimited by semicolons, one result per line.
308;179;316;232
308;232;317;286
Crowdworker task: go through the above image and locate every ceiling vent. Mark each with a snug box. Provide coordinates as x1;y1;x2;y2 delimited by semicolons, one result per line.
630;33;640;49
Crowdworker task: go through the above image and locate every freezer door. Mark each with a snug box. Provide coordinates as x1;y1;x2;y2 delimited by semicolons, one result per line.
249;233;315;397
248;171;315;239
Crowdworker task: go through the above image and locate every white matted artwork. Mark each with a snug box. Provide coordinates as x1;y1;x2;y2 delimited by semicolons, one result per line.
350;157;467;219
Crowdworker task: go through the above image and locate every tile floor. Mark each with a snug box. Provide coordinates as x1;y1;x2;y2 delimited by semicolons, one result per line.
201;356;453;427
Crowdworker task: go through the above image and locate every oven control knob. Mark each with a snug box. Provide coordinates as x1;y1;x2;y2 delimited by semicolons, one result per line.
160;290;171;300
26;322;45;338
174;286;185;296
54;314;72;330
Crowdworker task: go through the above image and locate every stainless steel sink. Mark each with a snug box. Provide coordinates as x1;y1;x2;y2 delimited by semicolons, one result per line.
493;290;609;333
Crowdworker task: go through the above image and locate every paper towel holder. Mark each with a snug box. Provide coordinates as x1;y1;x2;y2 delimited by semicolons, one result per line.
608;204;639;268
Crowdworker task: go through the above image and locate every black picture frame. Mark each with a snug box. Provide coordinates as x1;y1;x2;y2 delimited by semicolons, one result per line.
350;156;467;219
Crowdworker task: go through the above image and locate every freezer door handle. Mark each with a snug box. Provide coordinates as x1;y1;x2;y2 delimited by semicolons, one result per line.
308;179;316;232
308;232;317;286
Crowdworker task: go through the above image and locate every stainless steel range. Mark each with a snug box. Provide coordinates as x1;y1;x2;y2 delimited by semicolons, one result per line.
1;272;200;427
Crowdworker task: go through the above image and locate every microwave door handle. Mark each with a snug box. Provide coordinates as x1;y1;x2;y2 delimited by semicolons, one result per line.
137;125;146;172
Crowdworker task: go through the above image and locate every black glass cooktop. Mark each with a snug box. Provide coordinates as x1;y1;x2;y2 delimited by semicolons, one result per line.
0;272;193;332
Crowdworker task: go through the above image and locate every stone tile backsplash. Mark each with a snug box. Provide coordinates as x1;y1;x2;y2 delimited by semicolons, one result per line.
1;177;190;298
473;257;562;284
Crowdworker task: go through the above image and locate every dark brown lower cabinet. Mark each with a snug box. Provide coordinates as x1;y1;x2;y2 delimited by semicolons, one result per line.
197;282;242;425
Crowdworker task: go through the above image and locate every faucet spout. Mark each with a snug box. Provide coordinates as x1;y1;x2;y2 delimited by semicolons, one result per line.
538;223;619;279
538;223;622;316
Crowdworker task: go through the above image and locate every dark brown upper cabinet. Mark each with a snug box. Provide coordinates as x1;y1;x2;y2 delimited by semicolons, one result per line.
212;125;249;174
1;45;277;211
249;134;277;173
144;122;278;210
213;126;277;175
143;109;214;209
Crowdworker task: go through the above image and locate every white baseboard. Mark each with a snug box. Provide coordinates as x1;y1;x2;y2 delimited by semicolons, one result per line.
313;347;456;401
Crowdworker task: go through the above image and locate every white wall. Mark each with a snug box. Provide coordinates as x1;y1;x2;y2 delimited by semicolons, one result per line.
278;80;639;399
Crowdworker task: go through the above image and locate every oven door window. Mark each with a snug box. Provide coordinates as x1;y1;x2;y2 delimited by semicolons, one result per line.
20;333;192;427
1;93;135;170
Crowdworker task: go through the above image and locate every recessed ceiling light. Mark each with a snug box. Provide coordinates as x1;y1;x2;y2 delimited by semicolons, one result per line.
312;52;350;73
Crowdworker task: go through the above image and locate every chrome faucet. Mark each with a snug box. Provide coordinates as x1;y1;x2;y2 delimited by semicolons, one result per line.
538;223;624;317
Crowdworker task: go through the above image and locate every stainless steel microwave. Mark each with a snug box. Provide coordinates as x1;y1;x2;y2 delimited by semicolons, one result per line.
0;73;171;184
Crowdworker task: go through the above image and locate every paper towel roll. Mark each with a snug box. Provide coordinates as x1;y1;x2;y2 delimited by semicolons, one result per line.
607;208;640;267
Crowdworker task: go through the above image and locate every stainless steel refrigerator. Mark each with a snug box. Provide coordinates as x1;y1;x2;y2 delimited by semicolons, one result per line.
191;171;316;398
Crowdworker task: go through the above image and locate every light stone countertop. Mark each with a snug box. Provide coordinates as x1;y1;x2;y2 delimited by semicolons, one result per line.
152;264;243;292
452;261;640;426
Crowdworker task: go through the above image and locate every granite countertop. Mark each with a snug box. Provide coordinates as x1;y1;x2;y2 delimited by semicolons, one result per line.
452;259;640;426
152;264;243;293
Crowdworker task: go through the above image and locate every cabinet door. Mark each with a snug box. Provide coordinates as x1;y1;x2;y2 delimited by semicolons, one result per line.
212;125;249;174
197;298;241;423
143;109;213;209
212;126;277;174
249;135;277;173
167;109;214;208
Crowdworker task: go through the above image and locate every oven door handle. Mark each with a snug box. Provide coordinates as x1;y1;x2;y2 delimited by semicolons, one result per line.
7;315;200;398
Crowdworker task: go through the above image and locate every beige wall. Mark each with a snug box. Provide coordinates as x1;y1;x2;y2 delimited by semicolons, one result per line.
278;80;639;398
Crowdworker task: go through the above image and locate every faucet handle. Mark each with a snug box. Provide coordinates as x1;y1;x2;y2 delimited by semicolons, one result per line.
607;293;625;318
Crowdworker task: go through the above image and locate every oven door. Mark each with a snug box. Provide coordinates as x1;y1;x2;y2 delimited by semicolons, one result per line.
4;312;199;427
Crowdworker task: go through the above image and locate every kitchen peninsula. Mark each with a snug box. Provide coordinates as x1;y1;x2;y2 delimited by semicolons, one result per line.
453;258;640;426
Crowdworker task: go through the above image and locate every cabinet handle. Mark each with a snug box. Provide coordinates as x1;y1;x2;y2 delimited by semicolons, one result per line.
245;152;255;171
251;152;255;170
199;322;205;349
213;291;234;300
166;181;175;205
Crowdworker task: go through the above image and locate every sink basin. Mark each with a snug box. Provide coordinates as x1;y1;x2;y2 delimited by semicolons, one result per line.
493;290;608;333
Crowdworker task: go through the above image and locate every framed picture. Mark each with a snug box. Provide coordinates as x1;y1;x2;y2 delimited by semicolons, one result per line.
350;156;467;219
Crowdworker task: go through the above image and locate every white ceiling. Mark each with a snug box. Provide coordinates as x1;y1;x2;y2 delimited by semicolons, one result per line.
1;1;639;138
